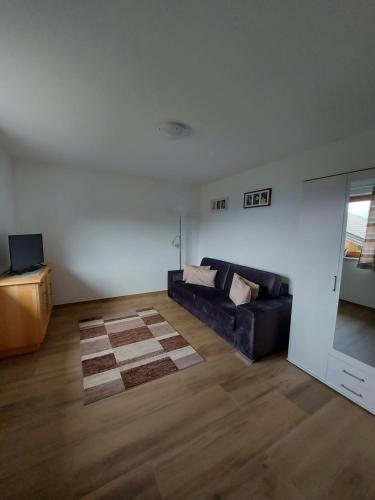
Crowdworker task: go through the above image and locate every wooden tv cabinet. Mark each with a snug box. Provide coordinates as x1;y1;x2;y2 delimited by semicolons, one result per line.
0;266;53;359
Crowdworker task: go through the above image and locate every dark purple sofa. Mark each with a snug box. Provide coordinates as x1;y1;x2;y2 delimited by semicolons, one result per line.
168;257;292;361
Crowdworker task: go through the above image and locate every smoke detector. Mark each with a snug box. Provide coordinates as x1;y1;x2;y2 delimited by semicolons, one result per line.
157;121;191;139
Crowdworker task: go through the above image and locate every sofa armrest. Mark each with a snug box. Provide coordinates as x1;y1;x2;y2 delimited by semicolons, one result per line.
235;296;292;360
168;269;184;297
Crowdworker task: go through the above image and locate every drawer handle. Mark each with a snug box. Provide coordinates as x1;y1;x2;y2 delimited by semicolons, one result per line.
340;384;363;398
342;369;365;383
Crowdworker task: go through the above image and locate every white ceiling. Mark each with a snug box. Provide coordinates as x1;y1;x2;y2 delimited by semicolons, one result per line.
1;1;375;183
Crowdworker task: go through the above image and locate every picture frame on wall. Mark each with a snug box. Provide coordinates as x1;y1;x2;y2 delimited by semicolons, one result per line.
211;197;228;212
243;188;272;208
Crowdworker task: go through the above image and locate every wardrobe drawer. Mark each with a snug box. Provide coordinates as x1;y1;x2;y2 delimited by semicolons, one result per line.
327;355;375;412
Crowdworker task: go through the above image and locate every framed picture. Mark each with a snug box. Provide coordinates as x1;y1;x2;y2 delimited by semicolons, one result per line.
211;197;228;212
243;188;272;208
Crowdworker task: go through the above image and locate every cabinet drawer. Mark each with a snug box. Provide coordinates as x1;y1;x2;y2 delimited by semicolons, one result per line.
328;354;375;387
327;355;375;413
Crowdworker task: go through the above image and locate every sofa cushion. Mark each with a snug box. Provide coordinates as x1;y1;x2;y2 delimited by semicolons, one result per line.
194;288;237;330
171;281;221;302
224;263;282;299
171;281;199;303
200;257;231;290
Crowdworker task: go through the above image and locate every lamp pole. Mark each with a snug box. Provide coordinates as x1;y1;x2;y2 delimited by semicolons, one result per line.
172;216;183;270
179;215;182;270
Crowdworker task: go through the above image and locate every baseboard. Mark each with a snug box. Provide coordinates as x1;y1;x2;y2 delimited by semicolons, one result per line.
53;289;168;308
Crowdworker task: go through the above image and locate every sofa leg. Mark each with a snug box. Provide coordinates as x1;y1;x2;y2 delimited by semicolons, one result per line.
234;351;254;366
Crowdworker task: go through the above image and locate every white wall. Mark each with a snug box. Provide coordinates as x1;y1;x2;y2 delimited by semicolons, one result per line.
198;128;375;292
13;163;199;304
340;258;375;309
10;127;375;304
0;147;15;273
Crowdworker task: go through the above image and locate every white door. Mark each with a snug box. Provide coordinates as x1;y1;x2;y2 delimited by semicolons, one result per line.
288;174;348;379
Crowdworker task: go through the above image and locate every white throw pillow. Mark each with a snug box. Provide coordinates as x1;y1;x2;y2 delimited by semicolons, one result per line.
229;273;252;306
185;267;217;287
183;265;210;282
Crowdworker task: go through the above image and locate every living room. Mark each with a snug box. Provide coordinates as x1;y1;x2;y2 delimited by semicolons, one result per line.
1;2;375;499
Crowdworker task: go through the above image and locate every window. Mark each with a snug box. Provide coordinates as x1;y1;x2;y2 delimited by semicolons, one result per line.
345;196;371;258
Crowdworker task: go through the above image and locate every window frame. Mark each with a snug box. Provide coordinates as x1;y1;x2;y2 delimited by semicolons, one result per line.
345;195;371;259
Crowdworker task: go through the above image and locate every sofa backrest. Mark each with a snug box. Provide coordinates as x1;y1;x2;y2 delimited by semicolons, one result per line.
200;257;231;290
224;263;282;299
200;257;282;297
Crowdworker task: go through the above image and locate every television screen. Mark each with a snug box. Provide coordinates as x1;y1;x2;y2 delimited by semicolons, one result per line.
8;234;44;274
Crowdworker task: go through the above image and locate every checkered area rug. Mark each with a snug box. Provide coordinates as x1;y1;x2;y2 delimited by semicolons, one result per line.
79;307;204;404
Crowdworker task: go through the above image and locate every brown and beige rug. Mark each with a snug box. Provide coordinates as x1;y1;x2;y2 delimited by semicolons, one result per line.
78;307;204;404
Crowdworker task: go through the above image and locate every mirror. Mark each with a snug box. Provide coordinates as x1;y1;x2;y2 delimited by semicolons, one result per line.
333;177;375;368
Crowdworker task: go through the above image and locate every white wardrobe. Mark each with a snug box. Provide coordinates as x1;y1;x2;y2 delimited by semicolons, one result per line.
288;168;375;415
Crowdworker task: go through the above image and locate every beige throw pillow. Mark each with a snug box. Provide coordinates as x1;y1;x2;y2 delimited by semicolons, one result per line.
183;265;210;282
229;273;252;306
185;267;217;287
239;274;260;301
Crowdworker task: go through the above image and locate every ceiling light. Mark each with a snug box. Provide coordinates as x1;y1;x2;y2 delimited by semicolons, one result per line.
157;121;191;139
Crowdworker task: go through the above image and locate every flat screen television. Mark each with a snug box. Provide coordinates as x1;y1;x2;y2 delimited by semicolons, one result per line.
8;234;44;274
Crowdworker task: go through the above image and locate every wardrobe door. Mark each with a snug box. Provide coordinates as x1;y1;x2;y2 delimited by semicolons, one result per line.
288;174;347;379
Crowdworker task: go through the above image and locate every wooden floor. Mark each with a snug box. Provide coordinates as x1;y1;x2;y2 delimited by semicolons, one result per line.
334;300;375;368
1;292;375;500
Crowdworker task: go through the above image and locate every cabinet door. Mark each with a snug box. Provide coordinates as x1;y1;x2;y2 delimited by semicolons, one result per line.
47;269;53;314
38;279;49;334
0;284;40;351
288;174;347;379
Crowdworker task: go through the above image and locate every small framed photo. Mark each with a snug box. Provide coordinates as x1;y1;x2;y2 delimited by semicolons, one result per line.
211;197;228;212
243;188;272;208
